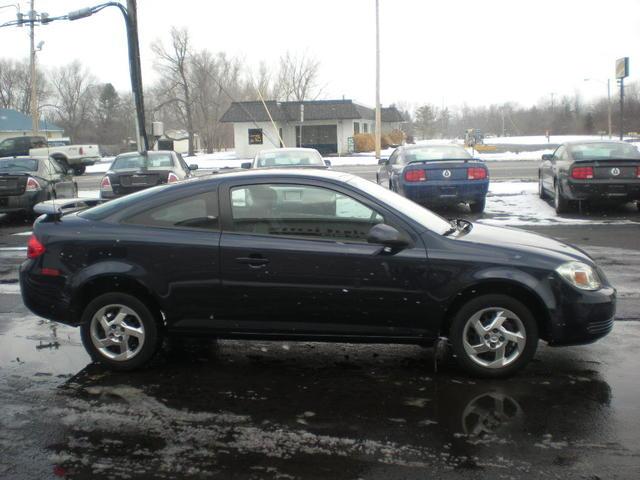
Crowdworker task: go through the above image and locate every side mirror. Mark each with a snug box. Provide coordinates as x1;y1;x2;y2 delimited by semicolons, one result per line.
241;162;252;169
367;224;409;249
541;154;553;161
378;158;389;165
189;164;198;171
324;159;332;167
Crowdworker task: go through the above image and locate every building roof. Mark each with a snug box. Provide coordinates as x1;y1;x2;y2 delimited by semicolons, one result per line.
220;100;403;124
0;108;63;133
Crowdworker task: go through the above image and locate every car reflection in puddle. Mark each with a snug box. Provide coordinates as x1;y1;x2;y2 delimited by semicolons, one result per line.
37;339;614;479
0;315;620;479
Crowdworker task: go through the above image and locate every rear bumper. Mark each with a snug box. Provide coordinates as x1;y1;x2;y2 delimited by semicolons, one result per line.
547;278;616;346
401;180;489;205
20;259;76;325
564;179;640;201
0;190;45;214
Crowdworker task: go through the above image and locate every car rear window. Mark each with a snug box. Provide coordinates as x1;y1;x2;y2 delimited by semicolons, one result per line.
79;184;169;220
402;146;471;163
0;158;38;172
570;143;640;161
256;150;324;168
111;153;175;170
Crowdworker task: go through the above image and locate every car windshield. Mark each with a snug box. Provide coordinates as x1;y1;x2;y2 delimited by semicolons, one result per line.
348;176;452;235
0;158;38;172
111;153;174;171
255;150;324;168
402;146;471;163
570;142;640;161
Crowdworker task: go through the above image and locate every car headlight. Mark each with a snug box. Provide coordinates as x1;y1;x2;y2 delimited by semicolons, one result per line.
556;261;601;290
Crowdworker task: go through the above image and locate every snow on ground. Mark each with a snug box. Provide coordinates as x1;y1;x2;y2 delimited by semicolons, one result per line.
470;148;553;162
482;135;616;145
480;181;633;226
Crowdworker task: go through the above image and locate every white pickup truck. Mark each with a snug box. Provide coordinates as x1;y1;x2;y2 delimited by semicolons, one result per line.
30;138;101;175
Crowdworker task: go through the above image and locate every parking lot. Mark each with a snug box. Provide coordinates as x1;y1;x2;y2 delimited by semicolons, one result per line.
1;161;639;479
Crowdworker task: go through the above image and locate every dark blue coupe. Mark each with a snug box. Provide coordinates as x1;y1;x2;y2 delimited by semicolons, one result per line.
376;144;489;212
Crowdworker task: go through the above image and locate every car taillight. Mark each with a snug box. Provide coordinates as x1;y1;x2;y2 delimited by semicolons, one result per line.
79;147;84;155
636;166;640;178
100;176;112;192
571;166;594;179
27;235;46;259
26;177;41;191
167;172;179;183
467;167;487;180
404;169;426;182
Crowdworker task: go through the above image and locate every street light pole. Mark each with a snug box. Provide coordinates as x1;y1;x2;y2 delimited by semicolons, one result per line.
374;0;381;161
29;0;38;134
606;78;612;139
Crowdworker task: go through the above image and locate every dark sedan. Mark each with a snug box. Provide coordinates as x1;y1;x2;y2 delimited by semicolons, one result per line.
20;169;615;377
0;156;77;217
100;150;197;199
539;140;640;213
377;144;489;212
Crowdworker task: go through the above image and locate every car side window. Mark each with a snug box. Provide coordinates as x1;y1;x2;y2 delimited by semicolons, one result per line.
388;149;399;165
229;184;384;242
553;146;564;162
176;153;189;172
124;191;219;230
48;157;65;174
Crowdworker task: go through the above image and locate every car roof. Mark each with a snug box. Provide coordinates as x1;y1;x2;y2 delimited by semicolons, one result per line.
401;143;464;150
209;167;353;182
562;139;631;146
257;147;320;154
115;150;175;158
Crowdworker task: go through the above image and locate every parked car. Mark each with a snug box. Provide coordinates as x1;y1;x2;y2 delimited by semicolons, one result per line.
47;137;71;147
539;140;640;213
30;141;101;176
21;169;615;377
0;156;77;217
242;147;330;169
99;150;198;200
377;144;489;213
0;135;47;157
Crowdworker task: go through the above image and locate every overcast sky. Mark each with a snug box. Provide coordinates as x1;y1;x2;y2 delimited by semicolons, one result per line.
2;0;640;110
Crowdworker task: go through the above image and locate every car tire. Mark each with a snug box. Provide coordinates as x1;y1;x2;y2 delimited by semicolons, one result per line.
449;294;538;378
73;165;86;176
80;292;163;371
538;174;548;199
469;197;486;213
554;181;571;214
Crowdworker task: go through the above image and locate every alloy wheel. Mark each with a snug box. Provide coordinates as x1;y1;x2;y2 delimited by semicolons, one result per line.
462;307;526;369
90;304;146;361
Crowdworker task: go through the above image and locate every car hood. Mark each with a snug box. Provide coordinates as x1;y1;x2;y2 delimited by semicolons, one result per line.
455;223;593;265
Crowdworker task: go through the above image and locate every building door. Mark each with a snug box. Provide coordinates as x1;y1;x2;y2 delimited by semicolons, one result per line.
295;125;337;155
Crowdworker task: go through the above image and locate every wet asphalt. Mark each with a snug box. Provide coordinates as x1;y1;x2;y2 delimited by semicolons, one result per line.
0;164;639;479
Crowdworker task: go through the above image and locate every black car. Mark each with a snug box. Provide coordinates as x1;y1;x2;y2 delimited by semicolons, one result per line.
0;156;77;217
100;150;198;199
539;140;640;213
377;144;489;212
0;135;47;157
20;169;615;377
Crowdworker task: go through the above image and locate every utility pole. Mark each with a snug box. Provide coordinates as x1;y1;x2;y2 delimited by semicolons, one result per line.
374;0;381;161
29;0;38;134
619;77;624;140
607;78;612;139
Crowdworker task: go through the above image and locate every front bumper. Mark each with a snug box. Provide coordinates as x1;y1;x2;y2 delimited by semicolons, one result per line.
564;178;640;202
546;278;616;346
401;180;489;205
0;190;46;214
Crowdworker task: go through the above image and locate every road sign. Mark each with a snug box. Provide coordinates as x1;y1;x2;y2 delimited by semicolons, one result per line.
616;57;629;79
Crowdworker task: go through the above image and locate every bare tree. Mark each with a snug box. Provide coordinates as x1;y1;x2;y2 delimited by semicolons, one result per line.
274;51;323;102
0;58;49;115
151;27;196;155
50;61;96;141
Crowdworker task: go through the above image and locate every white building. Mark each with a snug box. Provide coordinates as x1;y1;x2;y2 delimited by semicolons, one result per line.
220;99;404;158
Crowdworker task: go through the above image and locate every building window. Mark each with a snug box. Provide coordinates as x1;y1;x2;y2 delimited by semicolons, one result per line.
354;122;360;134
363;123;369;133
248;128;263;145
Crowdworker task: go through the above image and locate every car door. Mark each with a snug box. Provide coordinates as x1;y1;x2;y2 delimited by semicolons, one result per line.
46;157;75;197
378;148;398;187
216;178;433;339
544;146;563;191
